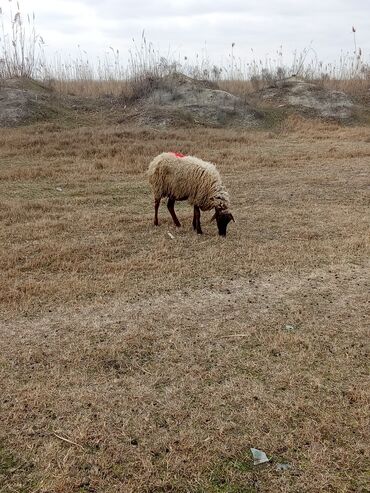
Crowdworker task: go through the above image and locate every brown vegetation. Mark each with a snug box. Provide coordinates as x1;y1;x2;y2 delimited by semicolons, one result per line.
0;116;369;492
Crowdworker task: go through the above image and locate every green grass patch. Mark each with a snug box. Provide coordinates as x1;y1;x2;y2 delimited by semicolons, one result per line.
196;455;257;493
0;444;36;493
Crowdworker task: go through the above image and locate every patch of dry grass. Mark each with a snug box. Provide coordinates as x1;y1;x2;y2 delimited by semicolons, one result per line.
0;119;369;492
219;77;370;99
46;74;370;101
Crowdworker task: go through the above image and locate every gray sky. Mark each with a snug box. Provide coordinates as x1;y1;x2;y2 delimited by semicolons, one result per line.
7;0;370;71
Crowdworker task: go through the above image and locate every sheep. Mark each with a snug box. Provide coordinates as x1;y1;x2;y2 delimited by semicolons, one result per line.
147;152;234;236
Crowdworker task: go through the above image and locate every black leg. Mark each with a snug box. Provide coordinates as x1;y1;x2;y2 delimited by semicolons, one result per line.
154;198;160;226
194;205;202;234
167;198;181;227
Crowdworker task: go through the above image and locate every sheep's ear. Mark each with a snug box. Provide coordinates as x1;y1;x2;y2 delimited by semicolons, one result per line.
210;212;217;222
230;214;235;223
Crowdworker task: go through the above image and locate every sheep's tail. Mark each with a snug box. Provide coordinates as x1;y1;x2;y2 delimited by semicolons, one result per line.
147;154;163;182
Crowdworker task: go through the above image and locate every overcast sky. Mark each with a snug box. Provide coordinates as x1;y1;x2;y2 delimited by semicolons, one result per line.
5;0;370;70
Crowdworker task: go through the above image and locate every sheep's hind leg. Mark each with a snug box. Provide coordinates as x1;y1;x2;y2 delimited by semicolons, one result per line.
167;198;181;227
192;207;197;230
154;198;161;226
194;205;202;234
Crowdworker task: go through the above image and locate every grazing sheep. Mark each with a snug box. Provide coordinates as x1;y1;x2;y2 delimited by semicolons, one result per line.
147;152;234;236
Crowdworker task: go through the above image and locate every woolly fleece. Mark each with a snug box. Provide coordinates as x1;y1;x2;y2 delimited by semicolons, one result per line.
147;152;230;211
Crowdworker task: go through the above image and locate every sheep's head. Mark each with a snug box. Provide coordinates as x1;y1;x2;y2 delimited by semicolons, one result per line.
211;208;235;237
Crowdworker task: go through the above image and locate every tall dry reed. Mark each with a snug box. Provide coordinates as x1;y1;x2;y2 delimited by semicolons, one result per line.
0;3;368;97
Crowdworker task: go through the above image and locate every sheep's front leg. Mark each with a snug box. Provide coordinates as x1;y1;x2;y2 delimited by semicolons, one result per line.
154;198;161;226
167;198;181;227
193;205;202;234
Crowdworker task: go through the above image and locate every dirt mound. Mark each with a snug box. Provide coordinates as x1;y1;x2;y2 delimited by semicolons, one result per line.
0;78;60;126
254;78;355;120
1;75;364;129
129;73;264;127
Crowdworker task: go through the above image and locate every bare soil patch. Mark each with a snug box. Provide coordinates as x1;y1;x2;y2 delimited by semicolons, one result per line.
251;78;358;121
0;78;62;127
125;73;263;127
0;120;369;492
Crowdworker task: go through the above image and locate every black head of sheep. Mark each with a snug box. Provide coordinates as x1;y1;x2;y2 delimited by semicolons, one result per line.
211;208;235;237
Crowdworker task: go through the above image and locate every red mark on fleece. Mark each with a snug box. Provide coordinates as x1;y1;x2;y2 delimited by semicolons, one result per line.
171;152;185;158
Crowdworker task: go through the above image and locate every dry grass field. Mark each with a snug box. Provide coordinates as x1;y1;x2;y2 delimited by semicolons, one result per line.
0;117;369;492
